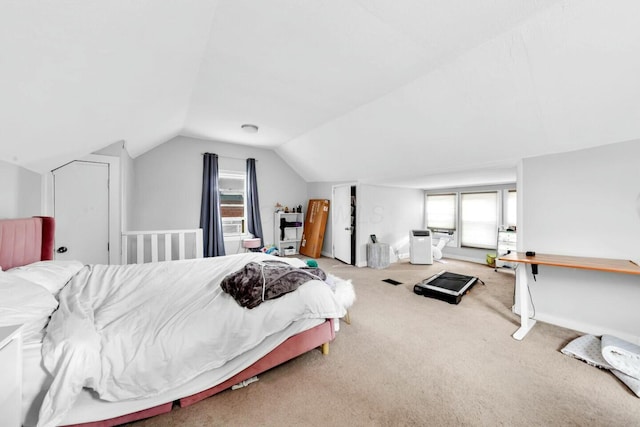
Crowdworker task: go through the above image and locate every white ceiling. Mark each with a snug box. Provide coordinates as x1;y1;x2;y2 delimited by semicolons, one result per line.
2;0;639;188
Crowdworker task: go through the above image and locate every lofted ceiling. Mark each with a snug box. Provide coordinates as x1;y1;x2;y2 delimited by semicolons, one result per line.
1;1;639;188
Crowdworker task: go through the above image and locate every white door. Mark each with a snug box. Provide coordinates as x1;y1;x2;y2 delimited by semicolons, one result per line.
53;161;110;264
333;184;352;264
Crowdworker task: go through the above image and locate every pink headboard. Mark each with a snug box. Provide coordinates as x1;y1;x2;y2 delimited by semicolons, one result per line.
0;216;55;270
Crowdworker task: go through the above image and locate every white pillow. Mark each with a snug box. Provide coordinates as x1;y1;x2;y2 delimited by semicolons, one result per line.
5;260;84;295
0;273;59;343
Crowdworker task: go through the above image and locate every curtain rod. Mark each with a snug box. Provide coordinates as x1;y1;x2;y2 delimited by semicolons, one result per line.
201;153;257;162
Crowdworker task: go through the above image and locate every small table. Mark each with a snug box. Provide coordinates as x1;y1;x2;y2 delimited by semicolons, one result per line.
499;252;640;340
242;238;261;252
0;324;23;427
367;242;390;269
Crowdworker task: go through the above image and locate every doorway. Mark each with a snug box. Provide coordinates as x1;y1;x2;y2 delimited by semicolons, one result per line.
332;184;356;265
50;154;121;264
53;161;109;264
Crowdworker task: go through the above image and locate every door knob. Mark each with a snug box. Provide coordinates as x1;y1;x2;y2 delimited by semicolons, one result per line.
57;246;68;254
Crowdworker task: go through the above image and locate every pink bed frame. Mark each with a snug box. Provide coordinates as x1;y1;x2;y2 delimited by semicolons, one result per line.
0;217;335;427
0;216;54;270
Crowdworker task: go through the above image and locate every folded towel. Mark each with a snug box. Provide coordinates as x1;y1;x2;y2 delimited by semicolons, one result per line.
601;334;640;379
561;334;612;369
610;369;640;397
561;334;640;398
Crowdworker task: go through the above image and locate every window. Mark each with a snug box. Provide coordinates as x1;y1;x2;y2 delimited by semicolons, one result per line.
460;192;498;249
219;172;246;236
505;190;517;228
426;194;456;232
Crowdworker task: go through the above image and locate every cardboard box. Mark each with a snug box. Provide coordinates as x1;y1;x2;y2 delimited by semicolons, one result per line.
299;199;330;258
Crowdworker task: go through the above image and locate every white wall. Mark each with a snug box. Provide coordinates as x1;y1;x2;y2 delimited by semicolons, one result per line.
309;181;426;265
308;182;425;265
357;184;424;267
132;136;307;254
93;141;134;232
519;139;640;343
0;159;41;218
123;146;135;233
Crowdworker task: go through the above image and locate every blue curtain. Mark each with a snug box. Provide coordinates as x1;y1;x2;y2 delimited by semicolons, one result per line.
246;158;263;243
200;153;226;257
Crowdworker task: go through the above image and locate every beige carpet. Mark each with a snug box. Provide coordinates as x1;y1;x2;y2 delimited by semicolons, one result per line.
128;257;640;426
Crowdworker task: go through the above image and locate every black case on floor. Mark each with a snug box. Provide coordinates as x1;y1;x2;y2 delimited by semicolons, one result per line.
413;271;478;304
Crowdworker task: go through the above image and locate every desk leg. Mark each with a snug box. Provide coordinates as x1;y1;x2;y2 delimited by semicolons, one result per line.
513;264;536;340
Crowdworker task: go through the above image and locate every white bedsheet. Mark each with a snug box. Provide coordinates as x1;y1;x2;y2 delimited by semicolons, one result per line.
37;253;346;427
22;318;323;427
22;341;52;427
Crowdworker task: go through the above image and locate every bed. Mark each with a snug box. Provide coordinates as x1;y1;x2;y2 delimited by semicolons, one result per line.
0;217;352;427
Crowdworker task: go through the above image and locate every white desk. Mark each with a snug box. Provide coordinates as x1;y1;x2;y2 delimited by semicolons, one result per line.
499;252;640;340
0;324;23;427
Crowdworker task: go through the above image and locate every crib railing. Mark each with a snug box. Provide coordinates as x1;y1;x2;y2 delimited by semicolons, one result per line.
121;229;204;264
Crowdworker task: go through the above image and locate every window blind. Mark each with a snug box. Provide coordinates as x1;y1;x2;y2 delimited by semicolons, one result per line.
460;192;498;249
426;194;456;230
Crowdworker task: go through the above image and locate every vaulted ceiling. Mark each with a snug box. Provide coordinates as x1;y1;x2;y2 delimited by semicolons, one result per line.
2;1;639;188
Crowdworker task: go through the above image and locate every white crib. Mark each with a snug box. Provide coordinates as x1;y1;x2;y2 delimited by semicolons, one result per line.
121;229;203;264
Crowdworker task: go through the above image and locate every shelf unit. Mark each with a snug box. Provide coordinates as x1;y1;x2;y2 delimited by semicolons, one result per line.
274;211;304;256
495;226;517;270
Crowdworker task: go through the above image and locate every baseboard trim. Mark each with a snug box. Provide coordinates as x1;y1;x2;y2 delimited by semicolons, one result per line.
441;254;485;265
511;308;640;345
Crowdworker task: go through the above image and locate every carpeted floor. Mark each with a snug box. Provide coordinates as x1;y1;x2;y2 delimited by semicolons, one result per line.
128;257;640;426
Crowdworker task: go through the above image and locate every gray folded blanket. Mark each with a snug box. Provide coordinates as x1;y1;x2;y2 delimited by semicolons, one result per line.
221;260;327;309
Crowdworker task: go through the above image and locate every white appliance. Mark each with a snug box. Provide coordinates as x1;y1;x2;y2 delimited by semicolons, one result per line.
410;230;433;264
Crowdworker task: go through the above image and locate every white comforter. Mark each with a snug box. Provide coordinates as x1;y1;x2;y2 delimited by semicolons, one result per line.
38;253;346;427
